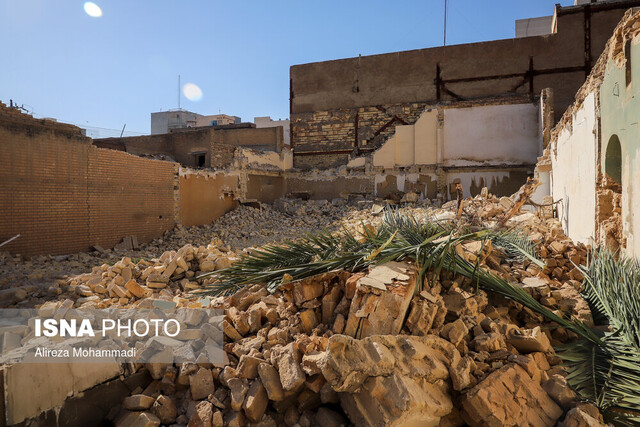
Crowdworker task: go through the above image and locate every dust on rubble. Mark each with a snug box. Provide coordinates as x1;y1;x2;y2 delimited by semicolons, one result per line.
0;198;433;308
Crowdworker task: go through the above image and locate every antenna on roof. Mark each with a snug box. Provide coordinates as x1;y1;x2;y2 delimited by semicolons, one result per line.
178;75;181;109
443;0;448;46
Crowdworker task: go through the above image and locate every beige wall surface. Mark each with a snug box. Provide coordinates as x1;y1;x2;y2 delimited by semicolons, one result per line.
551;92;598;245
443;103;541;166
179;171;238;227
373;102;539;169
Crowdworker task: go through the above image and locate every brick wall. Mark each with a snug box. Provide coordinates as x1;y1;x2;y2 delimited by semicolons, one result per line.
292;102;428;154
87;149;178;250
214;127;283;152
0;104;178;256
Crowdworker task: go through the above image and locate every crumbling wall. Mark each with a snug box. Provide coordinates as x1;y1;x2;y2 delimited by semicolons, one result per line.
95;126;283;168
599;22;640;257
550;92;599;245
546;9;640;256
179;169;239;227
0;104;179;256
370;100;541;170
210;144;238;169
233;147;293;171
95;128;214;167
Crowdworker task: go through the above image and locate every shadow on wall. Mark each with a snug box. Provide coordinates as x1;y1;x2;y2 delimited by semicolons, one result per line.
452;170;532;199
605;135;622;184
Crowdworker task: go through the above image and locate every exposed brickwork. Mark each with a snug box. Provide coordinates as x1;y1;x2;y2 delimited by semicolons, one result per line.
293;153;351;170
0;103;178;256
87;149;178;251
209;144;238;169
292;103;428;155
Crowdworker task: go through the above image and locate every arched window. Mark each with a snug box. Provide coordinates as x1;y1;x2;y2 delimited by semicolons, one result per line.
605;135;622;184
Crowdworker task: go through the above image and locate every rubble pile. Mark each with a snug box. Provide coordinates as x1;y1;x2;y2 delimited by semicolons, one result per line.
1;187;608;426
0;199;371;305
92;214;596;426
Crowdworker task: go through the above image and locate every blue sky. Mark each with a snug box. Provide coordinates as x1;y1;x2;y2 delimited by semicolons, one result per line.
0;1;574;136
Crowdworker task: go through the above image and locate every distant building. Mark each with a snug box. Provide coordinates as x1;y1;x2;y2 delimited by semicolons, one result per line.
151;109;201;135
196;114;241;127
151;110;241;135
515;16;553;38
254;116;290;146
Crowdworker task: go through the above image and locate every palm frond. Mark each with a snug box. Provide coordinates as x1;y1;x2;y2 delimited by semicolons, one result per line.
561;332;640;425
196;209;598;346
560;249;640;425
489;229;545;268
579;248;640;346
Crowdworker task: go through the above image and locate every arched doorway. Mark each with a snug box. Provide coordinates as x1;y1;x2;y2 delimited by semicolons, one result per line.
598;135;624;250
605;135;622;184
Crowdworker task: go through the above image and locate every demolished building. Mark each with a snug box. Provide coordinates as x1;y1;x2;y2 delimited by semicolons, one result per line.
543;7;640;259
4;4;640;426
289;0;640;199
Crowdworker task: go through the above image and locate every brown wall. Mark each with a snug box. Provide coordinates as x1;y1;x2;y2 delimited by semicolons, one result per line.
0;105;178;256
95;128;213;168
285;176;372;200
290;2;638;168
179;171;239;227
214;127;283;152
243;173;372;202
245;174;287;203
95;126;283;168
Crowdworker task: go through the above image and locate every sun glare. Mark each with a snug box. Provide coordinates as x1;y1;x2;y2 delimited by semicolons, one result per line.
183;83;203;102
83;2;102;18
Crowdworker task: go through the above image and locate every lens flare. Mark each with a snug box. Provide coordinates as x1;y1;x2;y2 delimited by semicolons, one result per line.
83;2;102;18
183;83;203;102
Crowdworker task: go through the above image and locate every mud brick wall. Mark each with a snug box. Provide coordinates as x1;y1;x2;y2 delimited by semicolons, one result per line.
0;104;178;256
292;103;428;153
209;144;238;169
179;170;238;227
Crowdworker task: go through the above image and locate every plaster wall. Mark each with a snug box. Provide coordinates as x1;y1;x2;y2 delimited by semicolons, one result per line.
179;169;239;227
372;135;396;168
235;148;293;171
4;362;122;425
443;103;541;166
372;102;539;169
551;92;598;244
414;110;438;165
395;125;415;167
255;116;291;146
599;36;640;257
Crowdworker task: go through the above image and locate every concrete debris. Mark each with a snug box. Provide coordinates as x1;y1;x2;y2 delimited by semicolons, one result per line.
3;189;607;426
